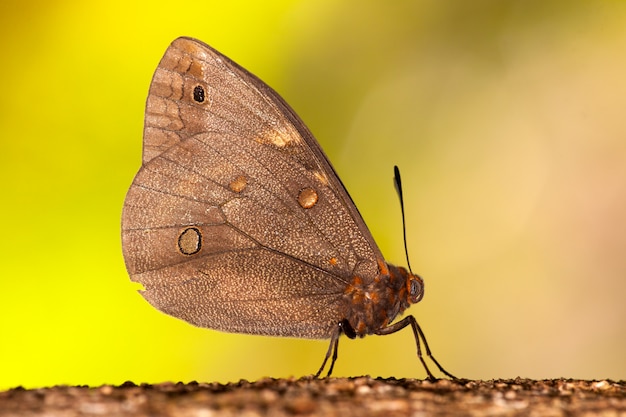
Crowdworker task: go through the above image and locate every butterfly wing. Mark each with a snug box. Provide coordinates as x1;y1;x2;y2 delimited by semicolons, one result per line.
122;37;386;338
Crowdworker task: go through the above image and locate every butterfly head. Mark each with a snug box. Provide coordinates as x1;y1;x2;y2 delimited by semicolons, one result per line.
386;263;424;305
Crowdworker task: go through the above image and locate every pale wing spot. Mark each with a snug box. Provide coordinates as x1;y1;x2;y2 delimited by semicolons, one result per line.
229;175;248;193
313;170;329;186
255;130;296;148
298;187;319;209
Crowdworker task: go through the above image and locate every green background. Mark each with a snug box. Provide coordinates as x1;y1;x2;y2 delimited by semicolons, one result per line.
1;1;625;389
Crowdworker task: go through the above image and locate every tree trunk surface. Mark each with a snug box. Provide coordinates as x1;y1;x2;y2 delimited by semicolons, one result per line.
1;377;624;416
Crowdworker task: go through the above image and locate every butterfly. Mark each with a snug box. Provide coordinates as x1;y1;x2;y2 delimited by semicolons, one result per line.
121;37;455;379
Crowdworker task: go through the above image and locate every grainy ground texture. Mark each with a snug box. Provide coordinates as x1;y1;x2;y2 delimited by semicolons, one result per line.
1;377;624;417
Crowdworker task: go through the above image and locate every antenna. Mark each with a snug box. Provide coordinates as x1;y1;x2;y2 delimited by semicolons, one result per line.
393;165;413;274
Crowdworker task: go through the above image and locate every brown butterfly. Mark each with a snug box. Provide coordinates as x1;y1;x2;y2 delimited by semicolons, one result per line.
121;37;455;379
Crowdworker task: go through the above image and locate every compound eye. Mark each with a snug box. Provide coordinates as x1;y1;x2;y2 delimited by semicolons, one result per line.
410;280;420;296
409;277;424;303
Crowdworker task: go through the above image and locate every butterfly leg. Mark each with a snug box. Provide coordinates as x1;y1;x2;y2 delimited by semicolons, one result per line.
314;319;356;378
314;327;339;378
376;315;457;380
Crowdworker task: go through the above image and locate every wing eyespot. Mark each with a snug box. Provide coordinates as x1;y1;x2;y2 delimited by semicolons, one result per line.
192;85;206;103
178;227;202;255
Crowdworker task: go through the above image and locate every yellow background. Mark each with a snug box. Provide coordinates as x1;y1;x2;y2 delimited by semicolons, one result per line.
1;1;625;389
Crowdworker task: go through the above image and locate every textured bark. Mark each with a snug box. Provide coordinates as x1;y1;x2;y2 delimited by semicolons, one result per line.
1;377;624;417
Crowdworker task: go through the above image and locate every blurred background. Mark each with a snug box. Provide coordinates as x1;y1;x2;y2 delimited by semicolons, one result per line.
1;0;625;390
